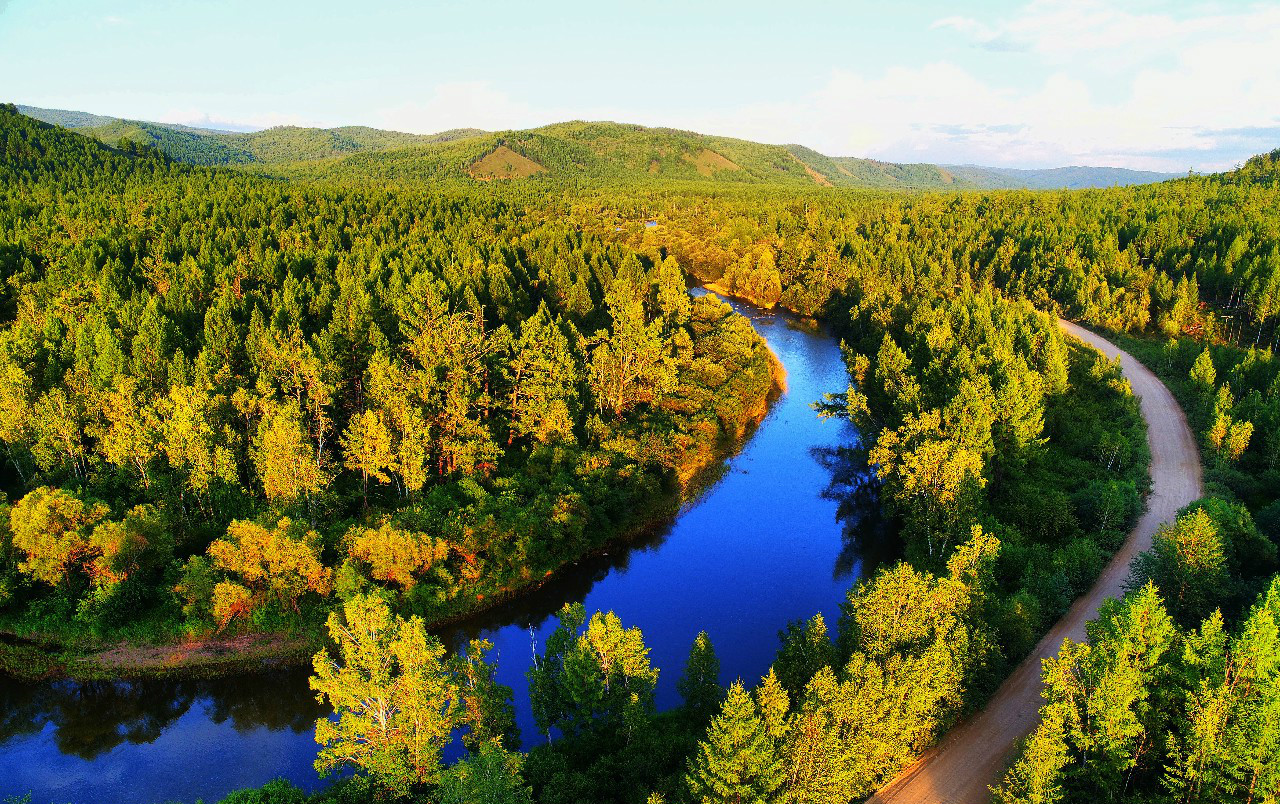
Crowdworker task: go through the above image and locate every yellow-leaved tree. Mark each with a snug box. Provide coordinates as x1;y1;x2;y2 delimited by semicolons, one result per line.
310;593;462;796
206;517;331;627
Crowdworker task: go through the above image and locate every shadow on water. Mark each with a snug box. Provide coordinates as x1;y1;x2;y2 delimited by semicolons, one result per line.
0;667;322;761
434;435;747;649
435;519;677;648
812;445;901;583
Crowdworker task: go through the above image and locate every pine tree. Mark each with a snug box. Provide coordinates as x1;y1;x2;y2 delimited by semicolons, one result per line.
685;681;785;804
678;631;724;723
506;304;579;445
1191;348;1218;391
773;613;835;699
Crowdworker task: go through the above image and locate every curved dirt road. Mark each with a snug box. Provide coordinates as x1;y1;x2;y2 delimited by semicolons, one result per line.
869;320;1203;804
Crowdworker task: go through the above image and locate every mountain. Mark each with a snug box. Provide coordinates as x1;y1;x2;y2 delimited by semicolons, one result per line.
291;121;1178;189
940;164;1178;190
216;125;486;164
16;104;484;166
13;105;1180;189
282;120;825;186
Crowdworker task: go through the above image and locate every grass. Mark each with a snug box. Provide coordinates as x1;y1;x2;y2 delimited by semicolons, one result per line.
683;149;740;176
468;145;546;180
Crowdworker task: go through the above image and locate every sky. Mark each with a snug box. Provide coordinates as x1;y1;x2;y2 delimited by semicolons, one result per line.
2;0;1278;171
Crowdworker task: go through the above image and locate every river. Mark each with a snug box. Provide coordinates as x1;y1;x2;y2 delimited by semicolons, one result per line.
0;297;890;804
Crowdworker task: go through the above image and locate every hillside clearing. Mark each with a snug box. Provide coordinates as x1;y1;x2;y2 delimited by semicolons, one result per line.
468;144;546;180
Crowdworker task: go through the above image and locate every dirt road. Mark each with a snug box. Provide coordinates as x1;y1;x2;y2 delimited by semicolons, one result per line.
868;320;1203;804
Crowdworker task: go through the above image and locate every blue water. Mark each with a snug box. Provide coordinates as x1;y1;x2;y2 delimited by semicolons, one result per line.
0;299;887;804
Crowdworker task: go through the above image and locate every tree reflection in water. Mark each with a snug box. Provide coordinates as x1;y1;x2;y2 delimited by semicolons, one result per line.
812;444;901;581
0;665;322;760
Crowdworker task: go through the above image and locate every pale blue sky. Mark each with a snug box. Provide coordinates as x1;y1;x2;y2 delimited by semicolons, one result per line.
2;0;1278;170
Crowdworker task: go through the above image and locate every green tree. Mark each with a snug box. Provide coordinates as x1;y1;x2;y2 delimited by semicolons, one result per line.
252;398;328;503
869;409;987;562
1043;584;1176;798
992;703;1070;804
506;304;579;445
1130;509;1229;626
589;276;676;417
340;409;396;508
1191;348;1217;391
678;631;724;723
528;603;659;740
685;680;785;804
437;742;532;804
773;613;835;700
449;637;518;751
310;593;462;796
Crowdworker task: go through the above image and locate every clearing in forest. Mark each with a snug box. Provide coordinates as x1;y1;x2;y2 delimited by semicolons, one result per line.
468;144;545;180
683;148;741;176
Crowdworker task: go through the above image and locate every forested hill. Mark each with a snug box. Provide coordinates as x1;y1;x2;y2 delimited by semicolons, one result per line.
784;145;1177;189
16;103;484;166
940;163;1184;189
16;104;1176;189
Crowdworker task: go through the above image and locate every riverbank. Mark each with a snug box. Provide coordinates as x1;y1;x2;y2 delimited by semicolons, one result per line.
0;299;864;804
0;329;788;683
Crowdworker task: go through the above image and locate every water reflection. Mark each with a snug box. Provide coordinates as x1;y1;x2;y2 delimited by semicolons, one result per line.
0;667;322;761
813;445;899;582
435;521;677;648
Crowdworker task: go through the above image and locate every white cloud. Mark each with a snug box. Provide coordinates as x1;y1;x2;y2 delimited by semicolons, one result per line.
155;107;315;132
678;1;1280;171
147;2;1280;171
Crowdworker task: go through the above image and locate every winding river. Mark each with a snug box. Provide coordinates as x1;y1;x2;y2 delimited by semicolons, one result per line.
0;298;890;804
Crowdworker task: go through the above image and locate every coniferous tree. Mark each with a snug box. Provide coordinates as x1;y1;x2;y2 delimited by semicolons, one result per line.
685;681;785;804
678;631;724;723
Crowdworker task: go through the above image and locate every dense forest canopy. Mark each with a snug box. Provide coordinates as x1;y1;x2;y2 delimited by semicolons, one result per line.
2;102;1279;804
0;104;776;642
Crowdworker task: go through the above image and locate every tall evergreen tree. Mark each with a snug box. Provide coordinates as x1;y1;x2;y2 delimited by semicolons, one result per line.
685;681;785;804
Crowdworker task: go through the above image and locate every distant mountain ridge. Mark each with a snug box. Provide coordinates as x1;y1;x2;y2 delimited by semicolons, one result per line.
15;104;1179;189
940;163;1183;190
17;104;484;166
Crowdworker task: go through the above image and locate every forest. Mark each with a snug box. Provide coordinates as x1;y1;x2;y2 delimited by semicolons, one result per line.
0;104;777;656
1;103;1279;804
